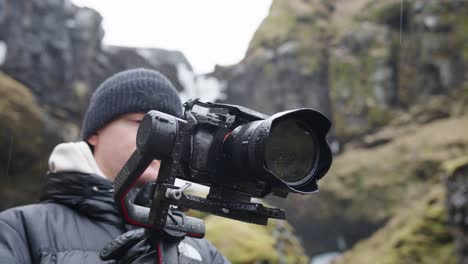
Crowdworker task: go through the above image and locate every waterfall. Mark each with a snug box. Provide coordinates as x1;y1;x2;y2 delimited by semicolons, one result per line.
177;63;226;110
0;41;7;66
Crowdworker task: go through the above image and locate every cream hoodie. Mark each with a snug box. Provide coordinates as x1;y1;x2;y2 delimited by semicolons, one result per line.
48;141;207;193
48;141;107;179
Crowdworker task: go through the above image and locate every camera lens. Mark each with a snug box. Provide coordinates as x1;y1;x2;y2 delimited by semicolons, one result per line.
264;119;317;185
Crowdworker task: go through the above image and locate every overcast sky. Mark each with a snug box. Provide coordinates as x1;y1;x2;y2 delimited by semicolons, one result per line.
71;0;272;74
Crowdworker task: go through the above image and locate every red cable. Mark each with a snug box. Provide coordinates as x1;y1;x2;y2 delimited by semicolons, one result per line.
157;242;163;264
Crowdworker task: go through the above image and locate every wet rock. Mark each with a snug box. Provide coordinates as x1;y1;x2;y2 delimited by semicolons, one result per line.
0;0;199;211
445;156;468;264
0;0;104;119
212;0;334;124
333;185;455;264
0;72;48;210
0;0;195;131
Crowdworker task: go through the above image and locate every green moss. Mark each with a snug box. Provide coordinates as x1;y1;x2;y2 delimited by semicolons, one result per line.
72;81;89;102
0;72;48;208
329;18;400;139
452;5;468;62
0;72;46;167
368;107;393;128
247;0;330;54
409;159;442;181
324;111;468;223
363;0;408;27
394;199;454;264
263;63;274;79
204;216;308;263
335;185;455;264
443;156;468;177
331;46;394;139
248;0;297;52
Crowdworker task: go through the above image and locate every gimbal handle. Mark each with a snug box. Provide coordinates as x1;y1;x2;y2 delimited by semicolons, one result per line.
113;150;205;238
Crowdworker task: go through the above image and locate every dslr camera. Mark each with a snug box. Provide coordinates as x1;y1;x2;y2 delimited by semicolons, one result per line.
114;99;332;239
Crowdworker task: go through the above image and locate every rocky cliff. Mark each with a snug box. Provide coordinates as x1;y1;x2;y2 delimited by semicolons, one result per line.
445;156;468;264
210;0;468;258
212;0;334;121
213;0;467;143
0;0;201;210
0;0;103;123
330;0;467;141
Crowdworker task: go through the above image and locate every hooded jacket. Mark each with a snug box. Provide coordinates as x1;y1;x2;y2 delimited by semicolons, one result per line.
0;142;228;263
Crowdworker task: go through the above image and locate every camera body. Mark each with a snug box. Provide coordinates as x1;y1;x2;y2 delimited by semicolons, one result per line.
137;100;332;199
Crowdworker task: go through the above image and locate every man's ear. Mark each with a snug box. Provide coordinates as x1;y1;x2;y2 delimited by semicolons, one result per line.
87;134;99;146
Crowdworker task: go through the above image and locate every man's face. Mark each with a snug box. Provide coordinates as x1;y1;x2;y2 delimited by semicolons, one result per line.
88;112;159;183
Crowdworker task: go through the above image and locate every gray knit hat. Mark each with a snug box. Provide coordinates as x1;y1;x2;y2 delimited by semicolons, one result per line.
80;68;182;140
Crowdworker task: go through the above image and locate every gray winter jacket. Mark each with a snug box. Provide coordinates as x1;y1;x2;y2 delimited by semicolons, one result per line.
0;142;229;263
0;172;229;263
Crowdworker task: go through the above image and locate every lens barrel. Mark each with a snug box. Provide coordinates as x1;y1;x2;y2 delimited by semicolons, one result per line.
222;109;331;194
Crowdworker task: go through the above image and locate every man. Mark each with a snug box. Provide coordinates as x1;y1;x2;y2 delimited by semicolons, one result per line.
0;68;229;263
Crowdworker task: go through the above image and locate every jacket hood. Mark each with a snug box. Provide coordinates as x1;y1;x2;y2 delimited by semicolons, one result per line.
48;141;107;178
41;141;156;228
41;141;121;225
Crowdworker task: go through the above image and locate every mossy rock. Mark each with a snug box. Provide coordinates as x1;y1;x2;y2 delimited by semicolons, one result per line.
451;3;468;62
246;0;332;75
333;185;455;264
0;72;46;176
444;155;468;263
229;0;468;256
443;155;468;179
185;194;309;263
331;0;468;139
330;22;396;140
279;112;468;255
204;215;309;264
0;72;48;209
364;0;409;29
247;0;330;54
326;113;468;222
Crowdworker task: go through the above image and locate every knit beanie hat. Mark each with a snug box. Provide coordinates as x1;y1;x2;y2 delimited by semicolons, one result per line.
80;68;183;141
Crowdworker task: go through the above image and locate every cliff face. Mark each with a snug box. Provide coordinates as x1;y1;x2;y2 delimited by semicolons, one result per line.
0;0;103;120
0;0;100;207
214;0;468;143
330;0;468;140
272;94;468;256
332;184;455;264
0;73;48;208
0;0;199;210
331;155;468;264
0;0;196;140
446;157;468;264
212;0;334;121
211;0;468;257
